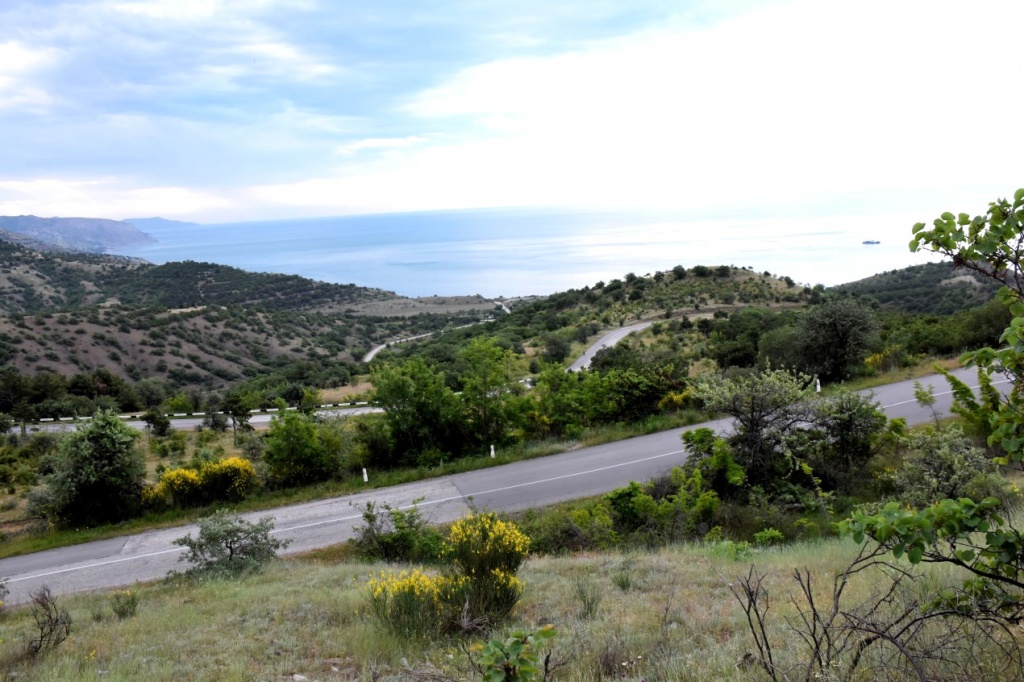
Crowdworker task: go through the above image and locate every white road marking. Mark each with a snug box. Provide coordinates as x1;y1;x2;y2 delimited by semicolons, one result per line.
6;448;689;583
879;377;1011;409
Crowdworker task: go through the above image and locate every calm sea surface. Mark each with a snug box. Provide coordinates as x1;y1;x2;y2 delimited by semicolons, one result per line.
113;208;938;298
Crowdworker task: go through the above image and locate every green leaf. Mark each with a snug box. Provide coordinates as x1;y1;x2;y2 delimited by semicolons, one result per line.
907;545;924;564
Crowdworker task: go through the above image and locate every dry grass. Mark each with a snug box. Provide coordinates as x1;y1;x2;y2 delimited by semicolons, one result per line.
0;537;1013;681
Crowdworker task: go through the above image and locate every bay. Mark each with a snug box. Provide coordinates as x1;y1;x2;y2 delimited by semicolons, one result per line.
113;207;939;298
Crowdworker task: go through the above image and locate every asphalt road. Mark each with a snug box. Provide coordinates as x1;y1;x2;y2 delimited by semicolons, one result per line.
568;322;653;371
0;366;1006;603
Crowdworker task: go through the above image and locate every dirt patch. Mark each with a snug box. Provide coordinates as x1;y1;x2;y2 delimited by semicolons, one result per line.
940;275;982;287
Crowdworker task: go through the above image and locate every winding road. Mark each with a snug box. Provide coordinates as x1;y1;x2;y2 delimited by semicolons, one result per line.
0;366;1006;603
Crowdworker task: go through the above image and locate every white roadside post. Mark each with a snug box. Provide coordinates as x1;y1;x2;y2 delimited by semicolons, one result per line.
490;444;495;459
362;468;368;483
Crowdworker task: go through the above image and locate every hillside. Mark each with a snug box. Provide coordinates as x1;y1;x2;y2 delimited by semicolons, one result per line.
834;261;1000;314
0;241;501;392
0;215;155;252
0;239;396;315
383;264;812;363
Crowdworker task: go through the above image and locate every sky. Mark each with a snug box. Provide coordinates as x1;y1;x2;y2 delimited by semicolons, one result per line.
0;0;1022;227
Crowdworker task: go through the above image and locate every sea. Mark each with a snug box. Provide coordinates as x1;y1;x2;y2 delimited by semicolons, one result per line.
112;208;940;298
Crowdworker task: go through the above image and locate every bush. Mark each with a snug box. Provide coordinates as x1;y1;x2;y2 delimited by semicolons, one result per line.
367;513;530;635
367;569;466;638
883;426;1017;509
351;501;443;563
752;527;785;547
110;589;139;620
30;410;145;527
156;468;203;507
153;457;258;508
198;457;258;502
443;512;530;579
264;412;338;487
171;509;290;579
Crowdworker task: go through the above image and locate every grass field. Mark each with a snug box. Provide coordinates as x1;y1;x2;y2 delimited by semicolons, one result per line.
0;534;1010;681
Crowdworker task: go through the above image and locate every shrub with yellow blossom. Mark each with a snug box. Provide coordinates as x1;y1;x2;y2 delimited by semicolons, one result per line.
152;457;258;508
198;457;257;502
443;512;530;579
156;468;203;507
368;569;461;637
366;513;530;635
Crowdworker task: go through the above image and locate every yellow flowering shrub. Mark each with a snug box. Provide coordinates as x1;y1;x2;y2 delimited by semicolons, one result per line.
153;457;259;508
366;513;531;634
156;468;202;507
443;512;530;578
367;569;463;637
199;457;257;502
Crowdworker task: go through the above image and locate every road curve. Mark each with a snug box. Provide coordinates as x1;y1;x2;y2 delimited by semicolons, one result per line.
0;366;1006;602
568;322;653;371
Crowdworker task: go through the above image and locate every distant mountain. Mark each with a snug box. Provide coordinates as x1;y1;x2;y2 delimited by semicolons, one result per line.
0;216;155;253
124;217;200;229
123;217;201;239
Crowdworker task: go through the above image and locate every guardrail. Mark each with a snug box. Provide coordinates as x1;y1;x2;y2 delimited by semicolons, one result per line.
17;402;375;426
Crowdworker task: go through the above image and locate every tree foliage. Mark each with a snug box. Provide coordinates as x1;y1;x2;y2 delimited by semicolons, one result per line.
31;410;145;527
692;368;814;489
797;297;877;382
910;189;1024;461
172;509;289;579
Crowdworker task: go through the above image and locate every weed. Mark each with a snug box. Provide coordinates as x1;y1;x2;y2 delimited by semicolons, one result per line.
110;589;139;620
574;578;602;620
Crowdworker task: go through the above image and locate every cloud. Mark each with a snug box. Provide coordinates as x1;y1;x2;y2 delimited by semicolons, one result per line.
0;177;232;221
336;136;428;155
0;41;59;112
3;0;1023;224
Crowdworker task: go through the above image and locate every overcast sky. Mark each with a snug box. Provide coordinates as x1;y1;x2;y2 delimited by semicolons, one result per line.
0;0;1021;225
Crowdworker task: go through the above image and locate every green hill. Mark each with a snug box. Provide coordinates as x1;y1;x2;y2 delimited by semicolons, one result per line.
833;261;1000;314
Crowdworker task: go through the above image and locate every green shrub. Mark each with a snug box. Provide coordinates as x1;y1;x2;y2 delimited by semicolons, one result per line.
470;625;557;682
171;509;290;580
109;589;139;620
884;426;1017;509
752;527;785;547
29;410;145;528
351;500;443;563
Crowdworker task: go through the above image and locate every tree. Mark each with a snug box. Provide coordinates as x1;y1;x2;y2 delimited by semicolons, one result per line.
798;297;877;381
142;408;171;438
457;337;529;449
263;411;337;487
172;509;289;579
829;190;1024;659
221;391;253;444
31;410;145;527
371;357;464;462
805;391;889;493
691;368;814;489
